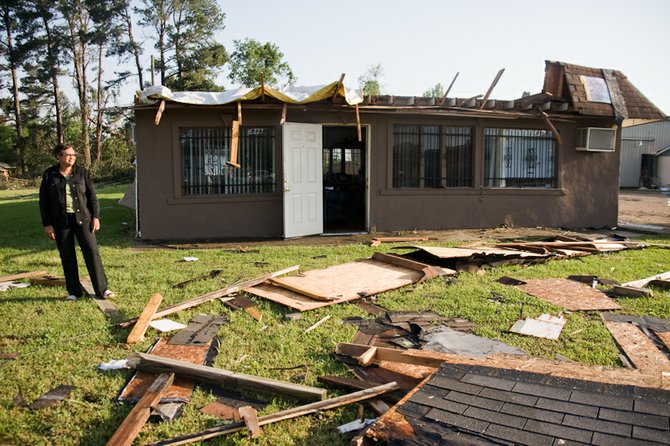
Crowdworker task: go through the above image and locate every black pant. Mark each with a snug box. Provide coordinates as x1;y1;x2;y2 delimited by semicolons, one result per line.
55;213;108;297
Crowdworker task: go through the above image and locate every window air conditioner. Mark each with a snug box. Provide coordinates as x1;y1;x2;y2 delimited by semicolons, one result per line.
576;127;616;152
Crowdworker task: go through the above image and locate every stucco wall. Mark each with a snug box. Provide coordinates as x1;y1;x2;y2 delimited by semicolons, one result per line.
135;104;619;240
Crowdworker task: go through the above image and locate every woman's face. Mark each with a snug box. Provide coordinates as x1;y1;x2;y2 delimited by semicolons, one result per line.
57;148;77;169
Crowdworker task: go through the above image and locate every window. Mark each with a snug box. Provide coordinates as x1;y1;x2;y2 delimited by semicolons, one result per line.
180;126;275;195
484;128;556;188
393;125;473;188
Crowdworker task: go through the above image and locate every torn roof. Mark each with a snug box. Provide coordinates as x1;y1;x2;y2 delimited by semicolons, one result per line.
543;60;667;121
136;61;666;121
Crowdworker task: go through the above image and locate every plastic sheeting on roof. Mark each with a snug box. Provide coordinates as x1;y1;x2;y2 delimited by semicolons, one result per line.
138;80;363;106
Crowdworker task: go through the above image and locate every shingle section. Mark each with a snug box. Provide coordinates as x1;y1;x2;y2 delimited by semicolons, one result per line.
599;407;669;430
428;375;482;395
479;387;538;407
501;402;564;424
535;398;598;418
396;401;431;419
634;399;670;417
445;391;504;411
552;439;589;446
632;425;670;444
592;431;665;446
463;406;526;430
437;364;472;380
483;423;554;446
461;373;516;391
425;408;489;433
524;419;592;443
569;390;634;411
409;391;467;414
563;413;631;437
513;381;571;401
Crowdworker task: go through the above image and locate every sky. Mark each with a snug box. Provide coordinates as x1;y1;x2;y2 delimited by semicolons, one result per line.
190;0;669;114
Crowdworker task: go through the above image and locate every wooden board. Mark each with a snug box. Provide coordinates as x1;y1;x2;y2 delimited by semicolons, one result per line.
336;343;669;390
0;270;48;282
517;278;621;311
119;337;210;403
127;293;163;343
81;279;121;318
604;321;670;373
246;258;426;311
412;245;547;259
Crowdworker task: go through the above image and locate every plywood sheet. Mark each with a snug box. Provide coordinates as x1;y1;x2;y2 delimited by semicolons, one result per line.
517;278;621;311
119;337;210;403
246;258;425;311
604;321;670;372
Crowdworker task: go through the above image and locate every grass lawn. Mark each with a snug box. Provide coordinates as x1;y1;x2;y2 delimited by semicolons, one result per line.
0;184;668;445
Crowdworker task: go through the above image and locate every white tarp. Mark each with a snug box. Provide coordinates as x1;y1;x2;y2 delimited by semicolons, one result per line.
138;80;363;106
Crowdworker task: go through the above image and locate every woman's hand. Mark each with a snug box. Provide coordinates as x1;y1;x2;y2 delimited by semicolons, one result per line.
44;225;55;240
91;217;100;233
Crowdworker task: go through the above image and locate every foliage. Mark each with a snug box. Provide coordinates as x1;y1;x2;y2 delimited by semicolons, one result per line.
358;63;384;96
228;38;296;88
0;185;668;444
423;82;444;98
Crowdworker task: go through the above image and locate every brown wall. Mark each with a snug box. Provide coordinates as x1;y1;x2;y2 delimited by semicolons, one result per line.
135;103;619;240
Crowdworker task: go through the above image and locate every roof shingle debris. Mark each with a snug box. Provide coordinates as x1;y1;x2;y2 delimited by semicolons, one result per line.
369;363;670;445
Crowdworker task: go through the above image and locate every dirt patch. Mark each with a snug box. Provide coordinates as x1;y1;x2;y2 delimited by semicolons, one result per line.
618;190;670;228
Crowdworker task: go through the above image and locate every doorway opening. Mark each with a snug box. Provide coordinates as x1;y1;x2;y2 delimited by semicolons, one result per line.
322;126;367;233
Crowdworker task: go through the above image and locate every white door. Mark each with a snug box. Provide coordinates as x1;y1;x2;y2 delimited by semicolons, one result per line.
283;123;323;238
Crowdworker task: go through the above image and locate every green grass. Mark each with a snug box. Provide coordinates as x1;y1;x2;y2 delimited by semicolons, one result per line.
0;185;668;445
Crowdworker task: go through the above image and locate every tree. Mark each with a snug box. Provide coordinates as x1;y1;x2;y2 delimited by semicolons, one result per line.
138;0;227;91
358;64;383;96
109;0;145;89
422;83;444;98
228;38;295;88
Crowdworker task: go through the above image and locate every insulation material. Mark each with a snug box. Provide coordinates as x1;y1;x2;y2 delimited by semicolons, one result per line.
246;258;431;311
603;321;670;373
509;313;566;340
139;80;363;106
517;278;621;311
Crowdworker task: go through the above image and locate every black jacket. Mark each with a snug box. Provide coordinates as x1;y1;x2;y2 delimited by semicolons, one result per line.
39;164;100;229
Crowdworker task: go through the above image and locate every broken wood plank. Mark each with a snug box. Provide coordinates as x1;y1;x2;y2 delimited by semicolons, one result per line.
438;72;459;105
154;100;165;125
127;293;163;343
357;347;377;367
268;277;336;301
539;107;563;145
127;353;327;402
622;270;670;289
479;68;505;109
106;373;174;446
612;285;653;297
305;315;330;333
29;275;65;287
603;321;670;373
238;406;262;439
331;73;345;101
174;269;223;289
144;382;399;446
29;384;76;410
81;279;121;318
227;119;241;168
118;266;299;328
0;270;48;283
336;342;669;390
371;252;451;279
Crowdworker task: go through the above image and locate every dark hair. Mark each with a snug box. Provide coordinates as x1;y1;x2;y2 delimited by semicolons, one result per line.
53;143;74;158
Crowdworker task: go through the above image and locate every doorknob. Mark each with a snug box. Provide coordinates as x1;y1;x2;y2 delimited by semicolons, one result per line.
284;179;290;192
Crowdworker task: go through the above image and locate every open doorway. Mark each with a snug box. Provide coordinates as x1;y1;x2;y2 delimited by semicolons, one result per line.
322;126;367;233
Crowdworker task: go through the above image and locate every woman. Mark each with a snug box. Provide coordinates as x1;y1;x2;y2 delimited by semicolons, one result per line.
39;143;114;300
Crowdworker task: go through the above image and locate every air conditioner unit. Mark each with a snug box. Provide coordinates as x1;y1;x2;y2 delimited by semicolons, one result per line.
576;127;616;152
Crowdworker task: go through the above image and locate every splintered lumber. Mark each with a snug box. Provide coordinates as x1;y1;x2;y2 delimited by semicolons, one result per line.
479;68;505;109
106;373;174;446
438;72;459;105
227;119;241;168
304;315;331;333
118;266;299;328
602;321;670;373
127;353;327;402
622;270;670;289
336;342;669;390
538;108;564;145
0;270;48;283
238;406;262;438
154;99;166;125
127;293;163;343
145;382;399;446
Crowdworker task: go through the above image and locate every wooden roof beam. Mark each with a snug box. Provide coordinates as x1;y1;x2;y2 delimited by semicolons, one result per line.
479;68;505;109
332;73;345;101
438;72;459;106
538;107;563;146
